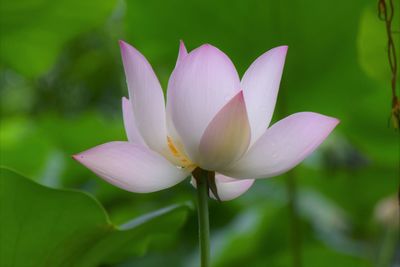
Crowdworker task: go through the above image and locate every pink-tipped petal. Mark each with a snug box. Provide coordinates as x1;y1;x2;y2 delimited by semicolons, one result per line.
166;40;188;152
198;91;251;170
191;174;254;201
175;40;188;68
119;40;168;154
73;142;189;193
168;44;240;162
242;46;288;146
122;97;146;146
222;112;339;179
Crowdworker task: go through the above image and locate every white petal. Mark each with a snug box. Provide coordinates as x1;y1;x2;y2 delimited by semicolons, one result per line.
198;91;250;170
122;97;146;146
222;112;339;179
168;44;240;162
119;40;168;154
242;46;288;145
73;142;189;193
190;174;254;201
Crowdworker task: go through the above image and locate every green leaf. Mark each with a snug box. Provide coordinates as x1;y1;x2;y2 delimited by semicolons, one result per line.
272;244;371;267
0;167;191;267
0;0;117;77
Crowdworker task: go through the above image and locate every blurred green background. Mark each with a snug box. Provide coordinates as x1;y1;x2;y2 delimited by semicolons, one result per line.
0;0;399;266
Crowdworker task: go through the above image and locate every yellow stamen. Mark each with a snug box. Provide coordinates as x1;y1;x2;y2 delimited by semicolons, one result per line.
167;136;179;156
167;136;195;169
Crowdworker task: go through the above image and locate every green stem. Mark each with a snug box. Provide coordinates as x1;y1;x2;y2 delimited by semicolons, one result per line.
278;81;302;267
286;171;302;267
195;169;211;267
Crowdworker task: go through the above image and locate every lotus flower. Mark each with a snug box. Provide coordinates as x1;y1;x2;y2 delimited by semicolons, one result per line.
73;40;339;201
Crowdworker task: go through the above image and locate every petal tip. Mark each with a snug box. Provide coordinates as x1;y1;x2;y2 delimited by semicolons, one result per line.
318;113;340;126
179;39;186;49
119;40;129;49
307;112;340;129
262;45;288;59
176;40;188;66
72;153;84;162
198;43;219;53
119;40;137;56
119;40;131;56
276;45;288;55
331;117;340;127
235;90;245;103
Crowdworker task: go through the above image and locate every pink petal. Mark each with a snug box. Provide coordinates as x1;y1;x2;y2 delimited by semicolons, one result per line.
198;91;251;170
122;97;146;146
168;44;240;162
166;41;188;147
241;46;288;146
222;112;339;179
73;142;189;193
191;174;254;201
119;40;168;155
175;40;188;68
213;174;254;201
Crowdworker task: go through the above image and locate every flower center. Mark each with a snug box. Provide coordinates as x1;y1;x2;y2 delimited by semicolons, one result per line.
167;136;195;169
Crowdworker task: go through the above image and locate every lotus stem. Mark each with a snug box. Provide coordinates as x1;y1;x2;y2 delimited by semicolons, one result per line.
194;168;211;267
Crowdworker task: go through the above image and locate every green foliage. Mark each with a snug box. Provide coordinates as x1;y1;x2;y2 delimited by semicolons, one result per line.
0;113;124;183
0;0;117;77
357;3;400;85
0;167;191;267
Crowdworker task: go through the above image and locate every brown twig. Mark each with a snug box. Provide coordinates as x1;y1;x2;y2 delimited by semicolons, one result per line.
378;0;399;129
378;0;400;239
